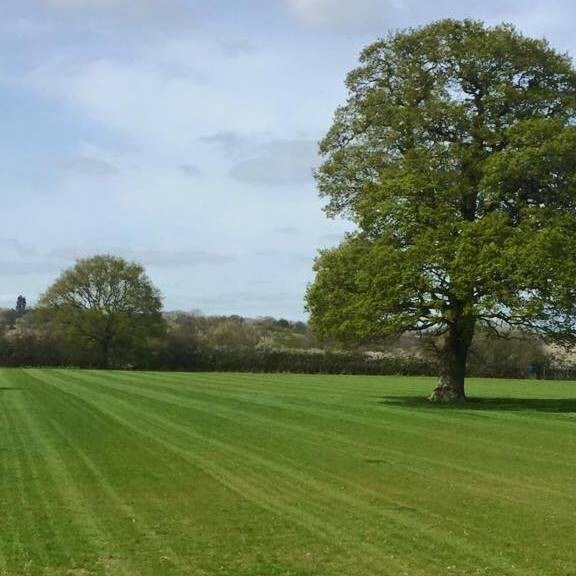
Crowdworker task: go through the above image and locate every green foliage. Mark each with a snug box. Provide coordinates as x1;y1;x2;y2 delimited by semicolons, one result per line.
37;255;165;368
306;20;576;399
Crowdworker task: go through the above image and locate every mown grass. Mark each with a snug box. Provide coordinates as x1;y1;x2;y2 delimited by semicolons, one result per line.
1;369;575;576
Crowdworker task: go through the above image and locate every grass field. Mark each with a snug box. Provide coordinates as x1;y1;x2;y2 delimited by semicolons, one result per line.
1;369;575;576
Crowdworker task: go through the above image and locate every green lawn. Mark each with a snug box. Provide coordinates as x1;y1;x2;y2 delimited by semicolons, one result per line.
1;369;575;576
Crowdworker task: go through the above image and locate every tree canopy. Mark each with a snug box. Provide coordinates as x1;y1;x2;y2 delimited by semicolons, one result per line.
38;255;164;368
306;19;576;402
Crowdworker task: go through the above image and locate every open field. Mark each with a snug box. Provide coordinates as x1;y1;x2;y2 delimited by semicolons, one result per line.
1;369;575;576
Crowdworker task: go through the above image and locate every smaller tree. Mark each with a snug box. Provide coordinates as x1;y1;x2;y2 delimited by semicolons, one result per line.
38;255;164;368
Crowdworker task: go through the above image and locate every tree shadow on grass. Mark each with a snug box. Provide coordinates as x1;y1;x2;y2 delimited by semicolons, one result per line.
378;396;576;413
0;387;19;391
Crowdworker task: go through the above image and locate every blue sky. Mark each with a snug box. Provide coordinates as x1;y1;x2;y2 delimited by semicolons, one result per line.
1;0;575;318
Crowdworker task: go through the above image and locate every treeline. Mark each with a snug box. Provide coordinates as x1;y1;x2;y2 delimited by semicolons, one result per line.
0;305;553;378
0;255;560;378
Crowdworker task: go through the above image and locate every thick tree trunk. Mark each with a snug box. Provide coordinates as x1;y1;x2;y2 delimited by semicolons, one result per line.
429;306;475;403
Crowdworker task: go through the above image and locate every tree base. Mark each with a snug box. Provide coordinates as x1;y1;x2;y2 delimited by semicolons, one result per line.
428;382;466;404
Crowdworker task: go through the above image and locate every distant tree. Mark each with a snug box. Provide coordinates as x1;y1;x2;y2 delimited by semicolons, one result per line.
205;317;260;349
467;329;549;379
0;309;15;331
15;296;26;317
152;313;206;370
306;20;576;402
292;321;308;334
38;255;165;368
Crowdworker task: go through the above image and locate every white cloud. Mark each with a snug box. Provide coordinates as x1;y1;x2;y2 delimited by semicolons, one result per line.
0;261;61;276
37;0;195;28
284;0;546;33
0;238;36;258
64;155;118;177
0;22;360;316
45;0;130;6
199;131;249;156
230;140;318;186
49;246;235;268
179;164;202;177
285;0;403;30
22;38;306;153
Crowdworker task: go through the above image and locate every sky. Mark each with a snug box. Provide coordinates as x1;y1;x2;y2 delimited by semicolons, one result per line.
1;0;575;318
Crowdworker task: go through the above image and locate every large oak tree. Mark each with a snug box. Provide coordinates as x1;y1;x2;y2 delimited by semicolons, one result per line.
306;20;576;402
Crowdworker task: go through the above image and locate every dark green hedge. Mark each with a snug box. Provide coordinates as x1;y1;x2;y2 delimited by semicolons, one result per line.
143;347;437;375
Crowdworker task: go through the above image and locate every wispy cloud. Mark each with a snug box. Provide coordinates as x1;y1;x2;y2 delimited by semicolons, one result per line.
199;131;247;156
63;155;119;177
284;0;530;33
0;238;36;258
0;260;60;277
219;39;258;58
230;140;317;186
285;0;401;31
273;226;301;236
25;0;197;30
179;164;202;177
48;247;236;268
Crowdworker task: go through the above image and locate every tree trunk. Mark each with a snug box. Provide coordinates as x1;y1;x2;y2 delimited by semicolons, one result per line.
429;306;475;403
